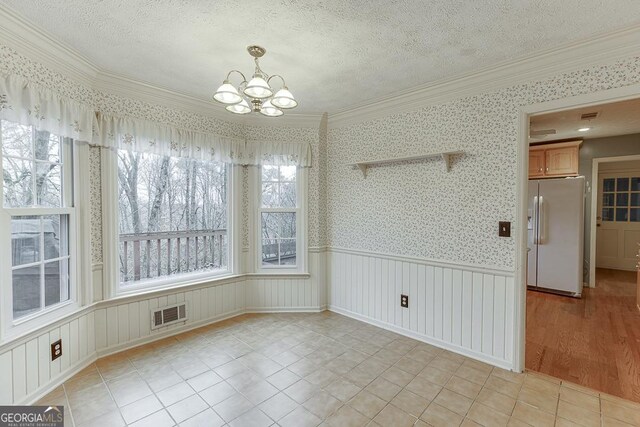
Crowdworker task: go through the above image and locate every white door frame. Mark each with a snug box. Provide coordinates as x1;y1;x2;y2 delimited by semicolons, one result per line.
590;155;640;286
513;83;640;372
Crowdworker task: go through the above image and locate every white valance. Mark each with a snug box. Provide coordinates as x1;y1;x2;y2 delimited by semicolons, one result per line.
0;72;312;167
245;140;313;167
0;73;94;141
97;113;246;163
97;113;312;167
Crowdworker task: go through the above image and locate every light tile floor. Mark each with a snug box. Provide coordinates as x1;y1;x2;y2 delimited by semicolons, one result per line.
37;312;640;426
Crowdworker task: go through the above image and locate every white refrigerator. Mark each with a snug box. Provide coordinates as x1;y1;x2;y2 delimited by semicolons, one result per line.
528;177;584;297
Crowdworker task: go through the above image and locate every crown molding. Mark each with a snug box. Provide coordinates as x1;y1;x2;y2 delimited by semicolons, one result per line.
328;24;640;128
0;4;322;130
0;4;98;87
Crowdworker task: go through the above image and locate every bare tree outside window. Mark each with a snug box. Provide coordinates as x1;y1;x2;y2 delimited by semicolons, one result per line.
117;150;228;284
1;120;71;319
260;162;297;266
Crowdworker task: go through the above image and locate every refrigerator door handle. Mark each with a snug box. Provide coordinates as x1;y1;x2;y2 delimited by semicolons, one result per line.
538;196;544;244
533;195;539;244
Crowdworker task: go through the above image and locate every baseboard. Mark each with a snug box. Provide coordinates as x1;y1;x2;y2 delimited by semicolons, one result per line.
245;306;326;313
328;305;514;371
23;355;97;405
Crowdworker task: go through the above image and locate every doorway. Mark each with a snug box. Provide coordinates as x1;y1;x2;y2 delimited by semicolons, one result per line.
593;158;640;273
518;94;640;402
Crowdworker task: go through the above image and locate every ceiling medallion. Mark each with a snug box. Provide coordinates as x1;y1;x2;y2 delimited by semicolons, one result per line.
212;45;298;117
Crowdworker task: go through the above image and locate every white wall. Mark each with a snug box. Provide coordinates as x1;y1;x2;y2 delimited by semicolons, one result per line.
0;309;95;405
328;249;514;369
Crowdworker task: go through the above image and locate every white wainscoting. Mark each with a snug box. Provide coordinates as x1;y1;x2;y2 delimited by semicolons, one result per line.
0;308;96;406
245;251;327;312
327;248;516;370
93;279;247;356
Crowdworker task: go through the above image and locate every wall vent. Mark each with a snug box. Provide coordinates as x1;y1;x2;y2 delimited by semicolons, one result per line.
580;112;598;120
151;303;188;330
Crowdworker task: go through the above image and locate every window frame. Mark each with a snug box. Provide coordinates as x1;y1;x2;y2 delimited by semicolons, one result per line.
601;176;640;223
255;163;307;274
104;149;238;297
0;124;82;340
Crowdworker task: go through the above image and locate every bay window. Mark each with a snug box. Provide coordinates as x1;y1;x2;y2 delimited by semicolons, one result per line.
0;120;76;326
116;150;230;289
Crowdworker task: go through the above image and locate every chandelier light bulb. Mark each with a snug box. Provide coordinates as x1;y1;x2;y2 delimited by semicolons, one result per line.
260;100;284;117
213;81;242;104
243;75;273;99
226;98;251;114
271;87;298;109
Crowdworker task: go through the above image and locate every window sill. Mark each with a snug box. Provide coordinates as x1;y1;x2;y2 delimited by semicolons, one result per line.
111;272;244;303
2;300;79;345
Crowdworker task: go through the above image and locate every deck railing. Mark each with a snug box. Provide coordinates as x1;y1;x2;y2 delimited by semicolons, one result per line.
119;229;227;283
261;238;297;265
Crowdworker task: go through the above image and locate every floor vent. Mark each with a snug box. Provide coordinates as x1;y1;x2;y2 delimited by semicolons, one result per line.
151;303;188;330
580;111;598;120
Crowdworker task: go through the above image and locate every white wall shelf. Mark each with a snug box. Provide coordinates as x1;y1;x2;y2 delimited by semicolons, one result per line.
350;150;464;177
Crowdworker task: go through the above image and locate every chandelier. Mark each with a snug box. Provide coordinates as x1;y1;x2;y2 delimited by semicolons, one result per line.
212;45;298;117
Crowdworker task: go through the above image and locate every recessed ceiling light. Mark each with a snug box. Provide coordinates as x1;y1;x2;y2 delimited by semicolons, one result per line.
578;127;591;132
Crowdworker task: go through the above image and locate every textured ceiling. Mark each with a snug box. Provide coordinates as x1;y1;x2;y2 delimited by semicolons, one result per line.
3;1;640;114
530;97;640;142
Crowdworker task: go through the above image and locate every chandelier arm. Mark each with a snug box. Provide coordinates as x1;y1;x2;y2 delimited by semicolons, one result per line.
267;74;286;88
225;69;248;84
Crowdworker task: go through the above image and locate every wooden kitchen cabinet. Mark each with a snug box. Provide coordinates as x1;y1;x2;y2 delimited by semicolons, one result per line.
529;150;546;178
529;140;581;179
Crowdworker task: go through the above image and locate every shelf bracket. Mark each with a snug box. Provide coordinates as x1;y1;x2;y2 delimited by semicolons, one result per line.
356;164;367;178
441;153;451;172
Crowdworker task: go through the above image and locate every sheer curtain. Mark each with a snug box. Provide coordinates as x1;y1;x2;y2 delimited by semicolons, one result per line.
0;73;313;167
97;113;313;167
0;73;94;142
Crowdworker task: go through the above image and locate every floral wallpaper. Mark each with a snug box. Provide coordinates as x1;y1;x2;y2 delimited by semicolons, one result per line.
318;113;329;247
241;166;249;251
89;146;103;263
327;56;640;270
0;45;94;105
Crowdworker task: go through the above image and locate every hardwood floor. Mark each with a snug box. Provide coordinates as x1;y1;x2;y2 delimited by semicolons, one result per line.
526;268;640;402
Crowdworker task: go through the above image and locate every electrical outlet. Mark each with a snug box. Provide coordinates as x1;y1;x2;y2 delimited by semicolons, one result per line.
51;339;62;361
400;294;409;308
499;221;511;237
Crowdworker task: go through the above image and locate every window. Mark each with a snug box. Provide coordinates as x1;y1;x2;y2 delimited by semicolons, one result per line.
117;150;229;288
602;177;640;222
1;120;74;321
259;161;300;268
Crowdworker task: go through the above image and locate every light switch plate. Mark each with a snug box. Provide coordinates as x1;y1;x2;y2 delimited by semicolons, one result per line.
499;221;511;237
